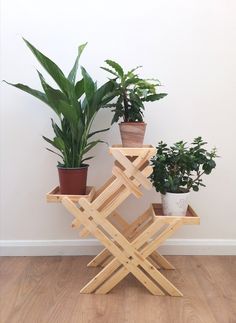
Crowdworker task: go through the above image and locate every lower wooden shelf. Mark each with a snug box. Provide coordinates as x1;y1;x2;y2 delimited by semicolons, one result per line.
46;186;95;203
152;203;200;224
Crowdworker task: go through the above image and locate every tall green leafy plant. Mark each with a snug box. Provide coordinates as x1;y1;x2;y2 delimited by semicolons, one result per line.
4;39;115;167
101;60;167;123
150;137;218;194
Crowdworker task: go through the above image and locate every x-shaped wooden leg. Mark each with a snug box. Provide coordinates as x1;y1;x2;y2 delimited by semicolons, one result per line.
62;197;183;296
73;150;154;237
87;210;175;270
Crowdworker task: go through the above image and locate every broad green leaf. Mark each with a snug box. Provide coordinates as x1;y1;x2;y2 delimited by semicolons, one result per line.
83;140;106;154
88;127;110;138
143;93;168;102
101;90;119;106
81;156;94;163
105;60;124;77
81;66;95;106
51;119;63;138
23;38;70;95
37;71;67;115
54;137;65;151
68;42;87;84
46;148;63;159
3;80;49;105
126;66;142;76
75;79;84;99
81;67;98;121
125;77;140;87
95;80;116;107
42;136;64;152
57;100;78;125
100;66;118;77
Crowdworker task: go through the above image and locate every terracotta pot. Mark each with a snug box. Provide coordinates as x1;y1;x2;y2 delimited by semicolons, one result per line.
57;165;88;195
119;122;146;147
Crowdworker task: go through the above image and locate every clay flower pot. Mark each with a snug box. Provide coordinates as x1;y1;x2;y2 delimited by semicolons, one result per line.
161;192;190;216
57;165;89;195
119;122;146;147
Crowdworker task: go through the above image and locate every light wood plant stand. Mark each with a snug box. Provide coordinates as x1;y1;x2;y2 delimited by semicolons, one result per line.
47;145;200;296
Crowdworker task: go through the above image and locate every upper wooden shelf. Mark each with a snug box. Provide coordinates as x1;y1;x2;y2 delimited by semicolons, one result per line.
152;203;200;224
109;145;156;156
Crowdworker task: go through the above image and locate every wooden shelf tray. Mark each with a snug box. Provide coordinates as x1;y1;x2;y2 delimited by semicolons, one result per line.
109;144;156;156
46;186;95;203
152;203;200;225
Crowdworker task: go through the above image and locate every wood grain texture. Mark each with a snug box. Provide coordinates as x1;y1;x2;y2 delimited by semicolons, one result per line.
0;256;235;323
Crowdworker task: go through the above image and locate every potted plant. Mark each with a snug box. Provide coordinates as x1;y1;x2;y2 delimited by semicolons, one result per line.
150;137;218;216
4;39;115;194
101;60;167;147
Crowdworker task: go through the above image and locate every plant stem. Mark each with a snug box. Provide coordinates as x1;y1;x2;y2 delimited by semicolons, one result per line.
187;170;205;190
123;90;129;122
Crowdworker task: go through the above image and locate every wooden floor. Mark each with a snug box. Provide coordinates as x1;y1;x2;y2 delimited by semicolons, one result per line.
0;256;235;323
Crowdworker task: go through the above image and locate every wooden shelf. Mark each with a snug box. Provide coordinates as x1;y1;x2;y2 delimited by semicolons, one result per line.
152;203;200;225
46;186;95;203
109;144;156;156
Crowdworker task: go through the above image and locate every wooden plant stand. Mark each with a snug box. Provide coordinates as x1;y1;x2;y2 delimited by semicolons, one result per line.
46;145;200;296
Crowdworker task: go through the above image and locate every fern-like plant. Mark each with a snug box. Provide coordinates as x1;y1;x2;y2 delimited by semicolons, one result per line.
4;39;115;168
101;60;167;124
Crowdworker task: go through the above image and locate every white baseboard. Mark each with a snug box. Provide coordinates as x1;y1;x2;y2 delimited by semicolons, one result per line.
1;239;236;256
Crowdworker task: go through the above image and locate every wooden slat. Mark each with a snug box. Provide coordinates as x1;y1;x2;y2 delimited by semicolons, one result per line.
62;197;163;296
78;164;153;237
46;186;95;203
112;166;142;198
79;199;182;296
152;203;200;225
87;249;111;268
109;145;156;157
141;220;183;258
110;212;129;231
81;259;121;293
93;176;116;198
150;252;175;270
100;166;153;218
110;149;152;189
91;152;153;211
96;220;182;295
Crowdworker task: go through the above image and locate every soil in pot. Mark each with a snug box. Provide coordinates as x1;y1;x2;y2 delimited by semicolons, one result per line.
119;122;146;147
58;165;88;195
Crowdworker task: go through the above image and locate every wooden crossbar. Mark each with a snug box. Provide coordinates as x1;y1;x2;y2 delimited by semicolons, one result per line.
75;163;153;237
62;197;164;295
67;198;183;296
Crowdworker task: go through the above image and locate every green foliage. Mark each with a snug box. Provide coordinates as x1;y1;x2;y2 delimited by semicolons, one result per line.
101;60;167;123
4;40;116;168
150;137;218;194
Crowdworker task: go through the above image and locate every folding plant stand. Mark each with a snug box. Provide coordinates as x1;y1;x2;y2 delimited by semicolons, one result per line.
47;145;200;296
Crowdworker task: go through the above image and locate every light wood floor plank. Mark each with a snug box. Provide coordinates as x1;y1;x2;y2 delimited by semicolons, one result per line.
0;256;235;323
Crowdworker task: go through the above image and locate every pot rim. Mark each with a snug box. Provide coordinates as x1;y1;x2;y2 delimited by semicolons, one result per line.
57;164;89;170
119;121;147;125
162;191;190;196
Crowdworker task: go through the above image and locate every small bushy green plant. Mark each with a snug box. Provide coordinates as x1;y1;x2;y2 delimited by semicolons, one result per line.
150;137;218;194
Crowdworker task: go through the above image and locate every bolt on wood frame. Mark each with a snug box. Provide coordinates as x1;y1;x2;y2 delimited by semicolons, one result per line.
48;145;200;296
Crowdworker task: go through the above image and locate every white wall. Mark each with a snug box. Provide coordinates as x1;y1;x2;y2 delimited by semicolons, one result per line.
1;0;236;254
